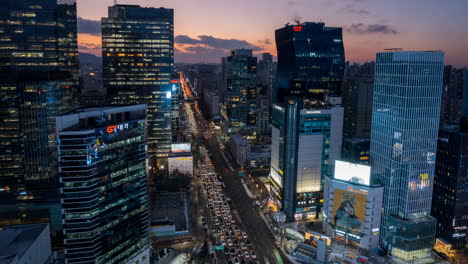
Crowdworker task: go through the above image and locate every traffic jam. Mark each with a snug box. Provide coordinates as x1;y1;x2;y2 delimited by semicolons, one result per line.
198;146;258;264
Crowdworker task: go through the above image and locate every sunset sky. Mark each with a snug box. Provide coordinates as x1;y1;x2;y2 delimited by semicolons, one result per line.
77;0;468;67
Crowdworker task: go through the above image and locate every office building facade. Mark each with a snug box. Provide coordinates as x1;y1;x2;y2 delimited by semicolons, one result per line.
102;4;174;168
274;22;344;105
431;72;468;250
269;100;343;220
57;105;150;264
220;49;257;141
0;0;78;233
370;51;444;260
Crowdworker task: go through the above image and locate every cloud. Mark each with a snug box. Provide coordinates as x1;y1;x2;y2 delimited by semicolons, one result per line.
78;43;101;50
175;35;263;51
175;46;227;63
340;4;370;16
346;23;398;35
77;17;101;36
258;39;271;45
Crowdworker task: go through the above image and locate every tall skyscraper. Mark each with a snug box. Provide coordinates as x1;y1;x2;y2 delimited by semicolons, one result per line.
341;63;374;165
440;66;464;125
0;0;78;234
269;99;343;220
57;105;150;264
370;51;444;260
102;4;174;168
431;70;468;250
274;22;344;105
220;49;257;141
257;52;275;107
170;73;181;141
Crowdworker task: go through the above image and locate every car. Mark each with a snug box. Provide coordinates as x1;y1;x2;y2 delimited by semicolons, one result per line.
228;239;233;247
242;232;247;239
237;250;243;257
230;248;236;256
250;251;256;259
234;239;239;246
246;240;251;246
221;239;226;246
244;251;250;259
241;242;247;250
233;257;240;264
231;219;236;224
224;248;230;256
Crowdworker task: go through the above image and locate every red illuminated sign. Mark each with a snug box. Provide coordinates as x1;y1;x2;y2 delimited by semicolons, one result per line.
170;80;179;84
106;125;118;133
293;26;303;32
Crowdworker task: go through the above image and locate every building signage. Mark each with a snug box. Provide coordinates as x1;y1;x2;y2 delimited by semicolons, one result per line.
334;160;371;186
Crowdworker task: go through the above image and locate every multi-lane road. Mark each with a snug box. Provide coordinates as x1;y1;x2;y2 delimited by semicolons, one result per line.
180;73;290;264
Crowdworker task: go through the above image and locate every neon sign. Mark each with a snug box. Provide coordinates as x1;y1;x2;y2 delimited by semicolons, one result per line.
106;125;118;133
293;26;303;32
106;123;129;134
170;80;179;83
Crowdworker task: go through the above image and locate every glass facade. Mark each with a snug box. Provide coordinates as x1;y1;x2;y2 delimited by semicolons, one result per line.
57;105;149;264
170;74;180;140
220;49;257;141
270;100;343;220
102;5;174;167
0;0;78;232
274;22;344;105
370;51;444;260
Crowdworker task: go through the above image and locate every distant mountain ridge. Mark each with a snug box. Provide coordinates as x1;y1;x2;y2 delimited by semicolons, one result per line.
79;52;102;66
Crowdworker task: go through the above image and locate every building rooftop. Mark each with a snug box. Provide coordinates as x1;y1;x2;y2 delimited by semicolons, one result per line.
0;224;49;264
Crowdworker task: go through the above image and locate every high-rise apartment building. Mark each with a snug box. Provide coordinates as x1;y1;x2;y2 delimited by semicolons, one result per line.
0;0;78;234
102;4;174;168
220;49;257;141
57;105;150;264
431;70;468;250
269;99;343;220
274;22;344;105
370;51;444;260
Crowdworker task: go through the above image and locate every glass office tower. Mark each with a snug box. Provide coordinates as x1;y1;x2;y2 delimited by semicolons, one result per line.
102;5;174;168
57;105;150;264
269;100;343;220
370;51;444;260
274;22;344;105
0;0;78;233
220;49;257;141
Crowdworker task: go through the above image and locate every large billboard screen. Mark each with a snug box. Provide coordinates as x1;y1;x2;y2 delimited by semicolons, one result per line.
334;160;371;186
171;143;191;153
332;189;366;234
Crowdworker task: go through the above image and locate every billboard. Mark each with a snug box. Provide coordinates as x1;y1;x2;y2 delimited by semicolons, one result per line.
332;188;366;234
171;143;191;153
334;160;371;186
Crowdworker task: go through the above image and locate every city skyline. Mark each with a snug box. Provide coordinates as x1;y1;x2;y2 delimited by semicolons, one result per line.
77;0;468;67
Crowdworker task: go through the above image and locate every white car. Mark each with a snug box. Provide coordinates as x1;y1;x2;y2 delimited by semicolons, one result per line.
250;251;256;259
244;251;250;259
241;242;247;250
228;239;233;247
242;232;248;239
